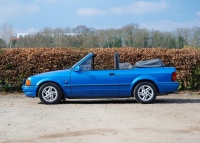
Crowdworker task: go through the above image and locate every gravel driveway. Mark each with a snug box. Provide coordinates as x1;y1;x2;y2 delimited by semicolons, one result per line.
0;93;200;143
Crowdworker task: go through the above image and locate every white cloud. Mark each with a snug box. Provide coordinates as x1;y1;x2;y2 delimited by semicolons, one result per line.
34;0;60;4
76;8;106;16
15;28;39;34
21;4;40;14
196;11;200;17
140;19;200;31
126;1;168;14
109;7;124;14
76;0;168;16
25;28;39;33
0;1;40;23
110;1;168;14
44;0;59;3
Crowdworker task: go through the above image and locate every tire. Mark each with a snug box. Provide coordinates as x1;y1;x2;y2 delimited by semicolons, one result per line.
133;82;157;104
38;82;62;104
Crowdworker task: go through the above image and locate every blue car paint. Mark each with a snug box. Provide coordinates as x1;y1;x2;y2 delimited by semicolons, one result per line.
22;53;179;98
70;70;120;98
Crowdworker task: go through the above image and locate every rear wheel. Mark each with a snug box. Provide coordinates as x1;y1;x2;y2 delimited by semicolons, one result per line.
133;82;157;104
38;82;62;104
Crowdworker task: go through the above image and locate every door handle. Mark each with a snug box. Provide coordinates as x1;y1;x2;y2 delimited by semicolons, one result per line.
109;73;115;76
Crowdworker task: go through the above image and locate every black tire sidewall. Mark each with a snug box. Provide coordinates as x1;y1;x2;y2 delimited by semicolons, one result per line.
134;82;157;104
38;82;62;104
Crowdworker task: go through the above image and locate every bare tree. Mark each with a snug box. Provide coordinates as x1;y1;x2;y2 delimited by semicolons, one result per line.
122;23;139;47
0;38;6;48
0;23;16;48
190;27;200;48
72;25;91;35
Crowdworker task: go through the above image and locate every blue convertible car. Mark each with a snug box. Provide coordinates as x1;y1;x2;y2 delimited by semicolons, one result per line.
22;52;179;104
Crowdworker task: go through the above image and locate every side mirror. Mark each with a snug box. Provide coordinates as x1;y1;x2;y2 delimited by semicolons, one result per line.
74;66;81;72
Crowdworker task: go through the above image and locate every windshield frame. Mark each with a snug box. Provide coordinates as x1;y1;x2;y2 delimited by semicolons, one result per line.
70;53;95;71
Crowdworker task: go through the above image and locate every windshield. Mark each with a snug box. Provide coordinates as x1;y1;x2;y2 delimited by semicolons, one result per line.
70;53;94;70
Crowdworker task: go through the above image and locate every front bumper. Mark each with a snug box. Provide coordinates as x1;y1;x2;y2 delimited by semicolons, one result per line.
22;85;38;97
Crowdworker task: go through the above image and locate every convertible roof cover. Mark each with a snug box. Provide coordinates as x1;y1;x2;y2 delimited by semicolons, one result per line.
134;59;165;67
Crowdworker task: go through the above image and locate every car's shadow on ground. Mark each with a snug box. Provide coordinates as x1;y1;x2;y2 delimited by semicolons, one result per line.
59;99;136;104
45;97;200;105
38;96;200;105
155;98;200;104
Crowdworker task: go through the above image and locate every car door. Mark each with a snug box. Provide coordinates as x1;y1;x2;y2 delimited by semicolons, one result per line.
70;57;119;98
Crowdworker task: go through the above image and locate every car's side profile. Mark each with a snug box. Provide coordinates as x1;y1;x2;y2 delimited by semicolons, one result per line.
22;52;179;104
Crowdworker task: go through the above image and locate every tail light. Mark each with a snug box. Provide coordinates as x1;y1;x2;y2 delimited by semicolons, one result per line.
172;72;177;81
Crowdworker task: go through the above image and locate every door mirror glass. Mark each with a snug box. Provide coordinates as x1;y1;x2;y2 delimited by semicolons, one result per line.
74;66;81;72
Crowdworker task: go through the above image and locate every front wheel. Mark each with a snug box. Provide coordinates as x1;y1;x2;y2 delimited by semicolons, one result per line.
38;82;62;104
133;82;157;104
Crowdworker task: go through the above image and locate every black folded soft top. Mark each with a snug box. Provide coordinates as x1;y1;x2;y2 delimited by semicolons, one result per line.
134;59;165;67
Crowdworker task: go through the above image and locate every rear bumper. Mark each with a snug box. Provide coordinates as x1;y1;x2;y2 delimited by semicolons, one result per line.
22;85;37;97
157;82;179;94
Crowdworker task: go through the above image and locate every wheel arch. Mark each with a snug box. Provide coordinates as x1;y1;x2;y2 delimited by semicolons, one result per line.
36;81;66;100
131;80;159;96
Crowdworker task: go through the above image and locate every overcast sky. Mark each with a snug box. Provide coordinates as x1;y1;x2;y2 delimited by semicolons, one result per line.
0;0;200;33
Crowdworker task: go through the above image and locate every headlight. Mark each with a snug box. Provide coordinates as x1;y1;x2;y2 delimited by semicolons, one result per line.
25;79;31;86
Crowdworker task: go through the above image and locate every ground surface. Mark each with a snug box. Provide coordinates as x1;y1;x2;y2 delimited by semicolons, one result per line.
0;93;200;143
